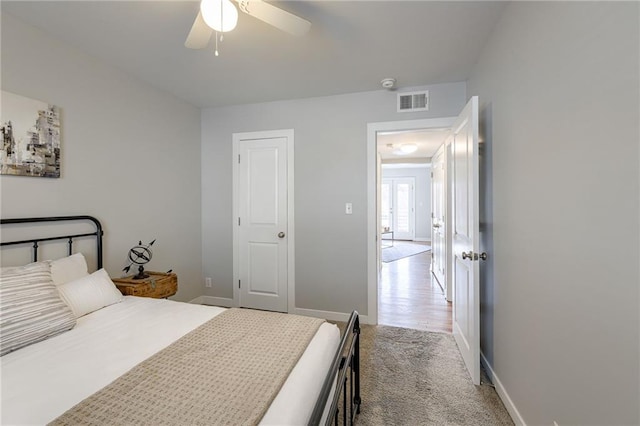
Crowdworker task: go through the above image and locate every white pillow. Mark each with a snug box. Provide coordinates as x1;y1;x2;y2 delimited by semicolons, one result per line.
50;253;89;286
0;262;76;356
57;269;123;318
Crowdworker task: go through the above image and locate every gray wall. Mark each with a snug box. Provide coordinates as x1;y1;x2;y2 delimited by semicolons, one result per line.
201;82;465;314
468;2;639;425
381;166;432;241
1;13;203;302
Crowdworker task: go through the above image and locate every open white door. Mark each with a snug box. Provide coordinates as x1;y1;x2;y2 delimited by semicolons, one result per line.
377;153;382;271
451;96;481;385
431;143;448;299
233;131;292;313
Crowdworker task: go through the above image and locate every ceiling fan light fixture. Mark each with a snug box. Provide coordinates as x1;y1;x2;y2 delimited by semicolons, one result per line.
201;0;238;33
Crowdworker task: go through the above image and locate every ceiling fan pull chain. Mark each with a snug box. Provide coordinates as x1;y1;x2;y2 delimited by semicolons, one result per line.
214;0;222;56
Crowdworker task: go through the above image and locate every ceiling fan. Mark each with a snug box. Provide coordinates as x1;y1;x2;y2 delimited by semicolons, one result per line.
185;0;311;51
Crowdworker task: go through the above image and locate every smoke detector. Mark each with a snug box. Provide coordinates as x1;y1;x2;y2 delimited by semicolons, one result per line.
381;78;396;90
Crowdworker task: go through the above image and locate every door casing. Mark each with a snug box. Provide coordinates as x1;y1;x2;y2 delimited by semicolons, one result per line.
232;129;295;313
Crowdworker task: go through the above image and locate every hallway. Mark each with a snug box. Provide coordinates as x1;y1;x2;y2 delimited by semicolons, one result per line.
378;242;452;333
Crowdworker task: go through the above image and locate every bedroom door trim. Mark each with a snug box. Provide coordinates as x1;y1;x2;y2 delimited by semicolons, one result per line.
232;129;295;313
367;117;456;324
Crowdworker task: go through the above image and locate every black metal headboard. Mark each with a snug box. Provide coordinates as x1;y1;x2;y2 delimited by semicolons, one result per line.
0;216;103;269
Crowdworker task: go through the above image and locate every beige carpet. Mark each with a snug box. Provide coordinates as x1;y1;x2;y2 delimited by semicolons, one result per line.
353;324;513;425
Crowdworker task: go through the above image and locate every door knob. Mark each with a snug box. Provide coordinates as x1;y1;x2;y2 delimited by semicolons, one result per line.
479;252;488;261
462;251;473;260
278;232;285;238
433;223;441;228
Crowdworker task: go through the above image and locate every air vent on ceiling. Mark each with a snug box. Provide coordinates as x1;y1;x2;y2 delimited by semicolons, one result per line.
397;90;429;113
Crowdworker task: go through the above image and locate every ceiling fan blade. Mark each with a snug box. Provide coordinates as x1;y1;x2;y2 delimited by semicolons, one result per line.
185;11;213;49
237;0;311;36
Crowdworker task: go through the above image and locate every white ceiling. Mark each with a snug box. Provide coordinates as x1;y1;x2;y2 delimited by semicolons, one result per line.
2;1;507;108
377;128;449;161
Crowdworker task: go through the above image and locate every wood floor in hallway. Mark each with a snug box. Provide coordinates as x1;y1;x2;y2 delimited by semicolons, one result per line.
378;241;452;333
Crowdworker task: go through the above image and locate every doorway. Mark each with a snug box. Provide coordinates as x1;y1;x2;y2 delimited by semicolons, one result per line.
368;97;482;384
369;120;455;333
381;177;415;241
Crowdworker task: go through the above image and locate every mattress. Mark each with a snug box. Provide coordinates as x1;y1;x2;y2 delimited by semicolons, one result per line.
0;296;340;425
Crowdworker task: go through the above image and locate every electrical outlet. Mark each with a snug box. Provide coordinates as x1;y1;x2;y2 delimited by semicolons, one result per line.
345;202;353;215
205;277;212;288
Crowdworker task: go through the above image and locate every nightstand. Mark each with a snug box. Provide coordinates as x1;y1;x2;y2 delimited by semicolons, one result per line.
112;271;177;299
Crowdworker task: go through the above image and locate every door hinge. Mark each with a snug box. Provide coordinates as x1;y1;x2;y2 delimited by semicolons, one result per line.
238;154;241;164
238;280;241;288
238;217;240;226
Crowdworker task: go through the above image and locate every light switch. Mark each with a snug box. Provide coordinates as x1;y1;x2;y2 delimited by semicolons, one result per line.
345;203;353;215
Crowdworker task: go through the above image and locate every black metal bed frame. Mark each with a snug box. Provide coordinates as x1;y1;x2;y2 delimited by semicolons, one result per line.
0;215;361;425
0;215;104;269
310;310;362;425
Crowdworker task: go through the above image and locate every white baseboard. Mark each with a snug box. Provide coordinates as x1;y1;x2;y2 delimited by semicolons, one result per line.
197;296;234;307
188;296;204;304
294;307;371;325
481;351;525;426
190;298;372;324
413;237;432;243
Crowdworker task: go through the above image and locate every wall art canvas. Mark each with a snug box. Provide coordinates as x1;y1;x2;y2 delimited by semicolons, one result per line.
1;91;61;178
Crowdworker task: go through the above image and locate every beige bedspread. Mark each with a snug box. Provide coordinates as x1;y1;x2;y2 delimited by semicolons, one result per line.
50;308;324;426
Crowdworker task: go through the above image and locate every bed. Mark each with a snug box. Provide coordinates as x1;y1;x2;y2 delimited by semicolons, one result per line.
0;215;361;425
